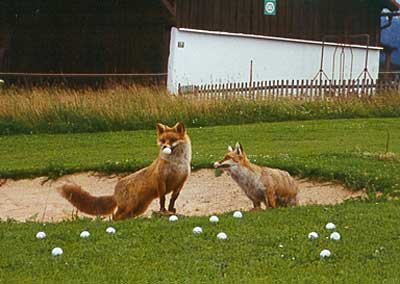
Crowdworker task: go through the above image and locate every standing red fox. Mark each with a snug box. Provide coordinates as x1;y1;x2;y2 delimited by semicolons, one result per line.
59;122;191;220
214;143;298;210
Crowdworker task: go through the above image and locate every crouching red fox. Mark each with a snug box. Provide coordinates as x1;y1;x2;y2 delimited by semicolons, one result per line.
214;143;298;210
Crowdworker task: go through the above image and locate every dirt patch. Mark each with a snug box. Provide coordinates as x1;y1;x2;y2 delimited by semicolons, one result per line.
0;169;365;222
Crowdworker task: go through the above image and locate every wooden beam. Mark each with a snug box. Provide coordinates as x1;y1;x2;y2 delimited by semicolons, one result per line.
161;0;176;17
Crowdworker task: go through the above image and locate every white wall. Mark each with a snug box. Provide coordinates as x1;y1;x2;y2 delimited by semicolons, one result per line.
167;28;382;94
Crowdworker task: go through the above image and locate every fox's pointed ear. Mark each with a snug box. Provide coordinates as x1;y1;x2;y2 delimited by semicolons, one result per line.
174;122;185;134
156;123;166;136
228;145;234;152
235;142;243;155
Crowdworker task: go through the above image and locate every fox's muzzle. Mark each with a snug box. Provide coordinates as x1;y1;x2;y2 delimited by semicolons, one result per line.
213;161;230;169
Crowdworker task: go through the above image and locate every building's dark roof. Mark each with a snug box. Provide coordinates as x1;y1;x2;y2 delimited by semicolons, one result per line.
383;0;400;11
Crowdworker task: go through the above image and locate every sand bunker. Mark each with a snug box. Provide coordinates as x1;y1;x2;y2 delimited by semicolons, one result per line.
0;169;365;222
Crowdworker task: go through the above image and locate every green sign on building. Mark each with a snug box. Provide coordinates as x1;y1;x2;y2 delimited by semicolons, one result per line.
264;0;276;16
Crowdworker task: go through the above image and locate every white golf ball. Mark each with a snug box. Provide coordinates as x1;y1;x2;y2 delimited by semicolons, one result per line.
217;232;228;240
36;231;46;239
233;211;243;219
80;231;90;238
192;226;203;234
52;247;63;256
209;215;219;223
325;222;336;230
106;227;116;234
320;249;331;259
169;215;178;222
308;232;319;240
162;147;172;155
330;232;341;241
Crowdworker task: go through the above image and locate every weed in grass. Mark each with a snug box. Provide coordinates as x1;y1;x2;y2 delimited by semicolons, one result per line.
214;168;224;177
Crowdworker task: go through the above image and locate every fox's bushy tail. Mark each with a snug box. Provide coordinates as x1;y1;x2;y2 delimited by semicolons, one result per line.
59;184;117;216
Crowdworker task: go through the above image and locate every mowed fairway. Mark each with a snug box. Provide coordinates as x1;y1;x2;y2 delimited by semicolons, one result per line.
0;118;399;194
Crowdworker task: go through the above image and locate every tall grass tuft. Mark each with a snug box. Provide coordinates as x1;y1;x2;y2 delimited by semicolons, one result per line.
1;85;400;134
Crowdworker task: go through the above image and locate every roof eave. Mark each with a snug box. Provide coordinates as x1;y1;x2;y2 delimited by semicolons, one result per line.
383;0;400;11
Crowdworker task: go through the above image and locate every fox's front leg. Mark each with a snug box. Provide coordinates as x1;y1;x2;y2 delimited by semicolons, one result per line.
168;192;179;214
157;181;173;215
159;195;166;211
158;181;167;212
168;181;186;213
250;201;262;211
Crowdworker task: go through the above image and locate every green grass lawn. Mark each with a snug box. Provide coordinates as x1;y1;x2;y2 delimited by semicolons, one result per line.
1;118;400;283
1;201;400;283
1;118;399;195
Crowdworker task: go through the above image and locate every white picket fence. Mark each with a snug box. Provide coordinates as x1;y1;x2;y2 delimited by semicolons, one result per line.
178;78;400;100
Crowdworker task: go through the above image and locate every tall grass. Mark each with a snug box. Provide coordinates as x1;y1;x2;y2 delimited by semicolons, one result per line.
1;85;400;134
